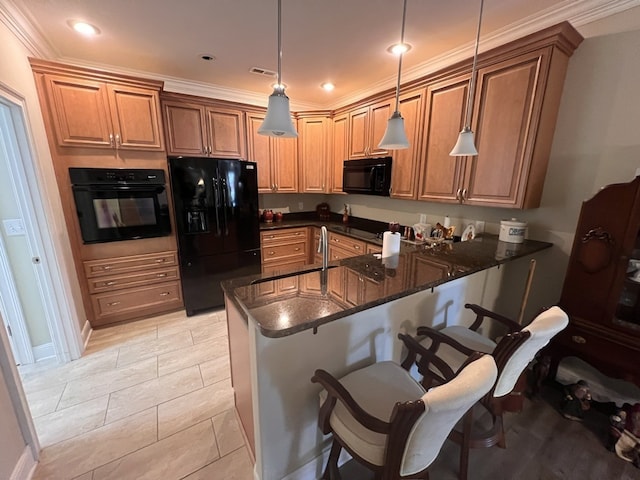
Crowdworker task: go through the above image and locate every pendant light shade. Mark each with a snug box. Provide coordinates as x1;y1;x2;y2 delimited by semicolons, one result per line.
378;111;409;149
378;0;409;150
259;0;297;138
450;0;485;157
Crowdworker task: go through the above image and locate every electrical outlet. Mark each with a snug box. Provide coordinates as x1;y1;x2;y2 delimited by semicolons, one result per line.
3;219;25;236
419;214;427;224
298;202;304;210
474;220;485;234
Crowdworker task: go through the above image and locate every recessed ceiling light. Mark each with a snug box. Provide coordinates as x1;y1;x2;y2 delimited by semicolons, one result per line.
321;82;335;92
67;20;100;36
387;43;412;55
200;54;216;61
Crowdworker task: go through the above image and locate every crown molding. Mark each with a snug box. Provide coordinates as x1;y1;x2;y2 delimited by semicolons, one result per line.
4;0;639;111
327;0;640;110
0;0;57;58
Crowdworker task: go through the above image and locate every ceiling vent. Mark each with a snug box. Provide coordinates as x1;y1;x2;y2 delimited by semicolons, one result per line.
249;67;277;78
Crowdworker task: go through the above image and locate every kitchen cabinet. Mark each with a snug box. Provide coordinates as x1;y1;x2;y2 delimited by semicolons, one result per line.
330;113;348;193
162;99;246;158
84;251;182;327
32;62;164;151
417;23;581;208
389;88;425;200
247;112;298;193
551;176;640;387
348;98;393;159
298;115;330;193
260;228;309;298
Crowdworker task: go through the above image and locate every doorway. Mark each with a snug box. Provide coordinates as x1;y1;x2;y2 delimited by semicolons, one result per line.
0;85;83;365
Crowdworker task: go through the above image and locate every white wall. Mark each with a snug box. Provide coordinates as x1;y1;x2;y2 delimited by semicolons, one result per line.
0;363;26;480
0;12;87;338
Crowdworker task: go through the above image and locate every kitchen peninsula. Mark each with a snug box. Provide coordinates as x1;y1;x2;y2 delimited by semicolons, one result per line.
222;232;551;479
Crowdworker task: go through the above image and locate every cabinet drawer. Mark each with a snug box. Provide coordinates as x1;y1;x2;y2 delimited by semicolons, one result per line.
84;251;177;278
261;227;308;245
92;281;182;320
328;233;365;256
262;241;307;264
87;266;180;294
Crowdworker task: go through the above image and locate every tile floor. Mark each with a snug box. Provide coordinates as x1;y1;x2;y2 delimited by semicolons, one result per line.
19;309;254;480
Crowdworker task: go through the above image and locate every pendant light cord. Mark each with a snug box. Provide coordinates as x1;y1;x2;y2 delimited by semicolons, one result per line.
463;0;484;129
393;0;408;113
277;0;282;89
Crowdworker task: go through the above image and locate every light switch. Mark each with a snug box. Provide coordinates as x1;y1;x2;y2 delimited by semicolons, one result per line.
3;219;26;236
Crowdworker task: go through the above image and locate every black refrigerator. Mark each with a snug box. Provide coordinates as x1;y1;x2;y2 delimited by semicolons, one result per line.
168;157;261;316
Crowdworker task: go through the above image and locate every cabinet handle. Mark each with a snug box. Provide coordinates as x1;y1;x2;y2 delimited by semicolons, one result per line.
275;183;278;190
115;134;121;148
159;292;171;296
268;251;275;255
571;335;586;344
456;188;462;201
354;245;360;250
107;301;121;307
295;247;300;251
156;273;167;278
155;258;166;263
295;232;301;236
109;133;114;148
103;265;112;270
105;281;117;286
203;146;207;154
462;188;467;202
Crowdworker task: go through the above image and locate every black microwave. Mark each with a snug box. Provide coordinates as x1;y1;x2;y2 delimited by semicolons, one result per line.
342;157;392;196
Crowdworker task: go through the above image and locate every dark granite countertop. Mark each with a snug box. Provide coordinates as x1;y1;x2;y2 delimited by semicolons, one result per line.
222;233;552;338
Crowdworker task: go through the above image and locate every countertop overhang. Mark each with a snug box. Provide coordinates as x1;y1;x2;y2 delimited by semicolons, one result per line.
223;225;552;338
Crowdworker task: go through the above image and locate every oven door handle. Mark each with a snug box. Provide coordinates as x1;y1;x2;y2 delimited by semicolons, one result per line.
369;167;377;190
211;177;222;236
72;184;165;193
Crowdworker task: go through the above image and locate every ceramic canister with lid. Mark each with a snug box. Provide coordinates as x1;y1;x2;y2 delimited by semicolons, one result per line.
499;218;527;243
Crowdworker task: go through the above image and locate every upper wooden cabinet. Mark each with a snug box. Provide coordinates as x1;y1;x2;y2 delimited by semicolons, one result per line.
162;98;246;159
330;113;348;193
348;98;393;159
246;112;298;193
389;88;425;200
418;23;582;208
30;59;164;151
298;115;330;193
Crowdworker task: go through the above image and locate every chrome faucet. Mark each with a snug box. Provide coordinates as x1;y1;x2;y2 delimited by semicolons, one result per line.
318;225;329;271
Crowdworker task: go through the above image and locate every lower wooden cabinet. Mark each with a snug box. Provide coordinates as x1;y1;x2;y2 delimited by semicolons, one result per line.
91;282;182;326
84;250;182;327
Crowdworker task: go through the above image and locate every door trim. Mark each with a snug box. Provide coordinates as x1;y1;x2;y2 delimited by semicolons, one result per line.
0;83;83;363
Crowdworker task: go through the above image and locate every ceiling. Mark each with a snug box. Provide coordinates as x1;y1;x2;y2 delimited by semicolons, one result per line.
7;0;638;109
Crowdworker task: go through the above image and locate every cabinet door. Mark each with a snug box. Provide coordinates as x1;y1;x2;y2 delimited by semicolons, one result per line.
348;106;369;159
299;116;329;193
44;75;113;148
107;84;164;150
163;101;207;156
368;99;392;157
273;135;299;193
246;113;274;193
463;52;543;207
206;107;246;159
330;113;348;193
417;75;469;203
390;88;424;199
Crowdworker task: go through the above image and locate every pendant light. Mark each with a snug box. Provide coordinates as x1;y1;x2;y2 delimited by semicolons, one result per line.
378;0;410;150
258;0;297;138
450;0;485;156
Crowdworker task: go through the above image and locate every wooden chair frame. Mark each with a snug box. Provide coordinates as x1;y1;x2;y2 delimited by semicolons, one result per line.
398;304;532;480
311;350;484;480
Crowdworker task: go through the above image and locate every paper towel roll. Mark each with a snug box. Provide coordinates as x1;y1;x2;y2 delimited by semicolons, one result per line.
382;231;401;257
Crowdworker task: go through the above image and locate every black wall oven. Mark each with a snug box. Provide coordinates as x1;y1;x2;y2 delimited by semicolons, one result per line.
342;157;392;196
70;167;172;244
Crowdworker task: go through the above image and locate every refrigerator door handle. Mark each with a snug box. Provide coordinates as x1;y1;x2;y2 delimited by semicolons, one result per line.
220;178;229;236
211;177;222;236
